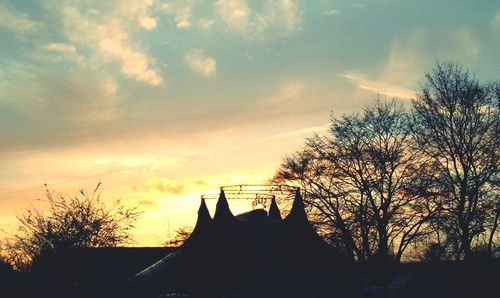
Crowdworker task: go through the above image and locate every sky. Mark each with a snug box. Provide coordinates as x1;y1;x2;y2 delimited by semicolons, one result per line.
1;0;499;246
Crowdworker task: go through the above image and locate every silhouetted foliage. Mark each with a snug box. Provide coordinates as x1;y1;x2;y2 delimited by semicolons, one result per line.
165;226;192;247
274;99;436;268
274;63;499;270
411;63;500;260
3;183;141;270
0;252;14;274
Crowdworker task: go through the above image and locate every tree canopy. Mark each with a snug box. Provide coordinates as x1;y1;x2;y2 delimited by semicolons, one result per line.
274;63;499;263
2;183;141;270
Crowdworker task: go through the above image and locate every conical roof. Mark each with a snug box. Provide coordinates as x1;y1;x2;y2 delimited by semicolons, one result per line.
181;198;213;248
284;189;308;224
194;198;212;229
213;190;236;222
268;197;282;221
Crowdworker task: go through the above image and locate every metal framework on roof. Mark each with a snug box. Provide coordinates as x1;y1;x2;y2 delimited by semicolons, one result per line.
200;184;299;209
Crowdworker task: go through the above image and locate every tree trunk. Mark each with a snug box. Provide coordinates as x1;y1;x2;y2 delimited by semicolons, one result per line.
461;228;471;260
487;205;500;255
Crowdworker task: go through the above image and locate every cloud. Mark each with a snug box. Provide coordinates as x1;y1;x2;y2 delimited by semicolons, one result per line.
340;31;426;100
156;0;194;29
452;29;480;58
263;82;305;104
324;9;341;16
216;0;250;32
215;0;301;37
97;21;162;85
46;42;76;53
60;2;162;85
0;59;120;120
493;12;500;37
339;74;416;99
184;49;217;77
176;20;190;28
251;123;329;144
143;177;208;195
380;30;427;87
41;42;85;63
139;16;157;30
0;2;41;34
280;0;300;30
138;199;158;208
2;149;188;186
82;79;120;121
198;18;215;29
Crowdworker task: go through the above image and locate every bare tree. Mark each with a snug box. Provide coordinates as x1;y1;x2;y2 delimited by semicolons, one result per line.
411;63;500;260
274;99;436;264
165;226;192;247
3;183;141;270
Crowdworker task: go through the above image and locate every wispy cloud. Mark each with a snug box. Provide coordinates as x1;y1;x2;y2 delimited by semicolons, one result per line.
144;177;185;194
339;74;416;99
143;177;207;195
215;0;301;37
324;9;341;16
156;0;195;29
42;42;84;63
260;82;305;104
138;199;158;208
198;18;215;29
493;11;500;37
46;42;76;53
340;31;426;100
184;49;217;77
4;150;187;185
280;0;301;30
0;2;41;34
216;0;250;32
251;123;329;144
452;29;480;58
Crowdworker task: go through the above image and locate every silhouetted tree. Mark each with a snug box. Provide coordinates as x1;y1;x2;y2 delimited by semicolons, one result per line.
3;183;141;270
165;226;192;247
274;99;436;266
411;63;500;260
0;250;14;274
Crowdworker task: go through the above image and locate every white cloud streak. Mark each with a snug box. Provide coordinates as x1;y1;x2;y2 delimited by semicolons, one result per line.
339;74;416;99
340;31;426;100
251;123;329;144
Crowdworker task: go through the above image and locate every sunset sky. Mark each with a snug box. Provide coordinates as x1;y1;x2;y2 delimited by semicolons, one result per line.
1;0;499;246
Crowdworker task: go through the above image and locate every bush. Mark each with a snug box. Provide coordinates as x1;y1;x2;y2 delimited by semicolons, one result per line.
3;183;141;270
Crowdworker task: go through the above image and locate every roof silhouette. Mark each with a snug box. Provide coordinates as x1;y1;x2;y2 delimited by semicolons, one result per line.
130;188;358;297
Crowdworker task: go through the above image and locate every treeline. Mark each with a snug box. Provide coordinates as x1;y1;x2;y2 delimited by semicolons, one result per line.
273;63;499;264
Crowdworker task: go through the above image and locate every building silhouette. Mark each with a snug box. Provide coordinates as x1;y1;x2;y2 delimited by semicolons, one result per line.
130;189;359;297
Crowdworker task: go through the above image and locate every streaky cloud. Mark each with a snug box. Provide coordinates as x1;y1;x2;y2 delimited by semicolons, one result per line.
339;73;416;100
